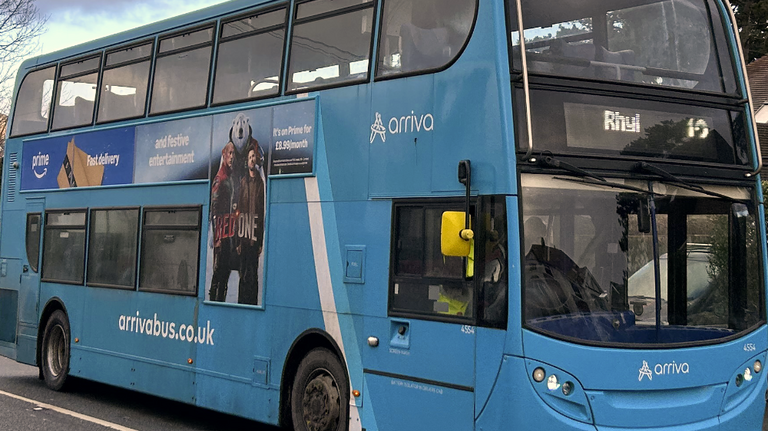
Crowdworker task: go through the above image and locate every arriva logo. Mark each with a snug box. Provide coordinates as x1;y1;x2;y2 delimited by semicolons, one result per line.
32;152;49;179
370;111;435;143
638;360;690;381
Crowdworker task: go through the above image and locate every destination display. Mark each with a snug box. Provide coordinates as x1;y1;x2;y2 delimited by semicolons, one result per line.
520;87;748;166
564;102;715;158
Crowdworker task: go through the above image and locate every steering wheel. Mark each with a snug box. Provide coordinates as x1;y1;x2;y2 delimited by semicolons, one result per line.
525;266;575;317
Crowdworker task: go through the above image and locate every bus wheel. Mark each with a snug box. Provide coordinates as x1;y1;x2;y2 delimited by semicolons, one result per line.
41;310;70;391
291;348;349;431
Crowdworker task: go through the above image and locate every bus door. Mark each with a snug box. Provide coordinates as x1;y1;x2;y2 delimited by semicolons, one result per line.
363;202;478;431
18;198;44;363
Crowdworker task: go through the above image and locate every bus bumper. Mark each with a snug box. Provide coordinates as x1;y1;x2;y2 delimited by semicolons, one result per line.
475;355;767;431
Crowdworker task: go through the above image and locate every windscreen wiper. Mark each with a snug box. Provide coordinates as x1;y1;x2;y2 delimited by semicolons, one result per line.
539;155;606;182
552;176;662;196
632;161;744;202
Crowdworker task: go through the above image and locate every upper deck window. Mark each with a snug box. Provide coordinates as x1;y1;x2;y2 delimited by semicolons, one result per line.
509;0;737;95
287;0;374;92
151;26;214;115
52;55;101;131
213;8;287;104
376;0;476;78
98;42;153;123
10;66;55;137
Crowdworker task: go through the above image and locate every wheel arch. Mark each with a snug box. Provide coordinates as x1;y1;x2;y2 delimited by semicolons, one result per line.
36;297;68;369
279;328;348;428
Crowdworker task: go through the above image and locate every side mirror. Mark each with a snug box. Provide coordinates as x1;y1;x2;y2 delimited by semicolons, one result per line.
441;211;473;257
637;197;651;234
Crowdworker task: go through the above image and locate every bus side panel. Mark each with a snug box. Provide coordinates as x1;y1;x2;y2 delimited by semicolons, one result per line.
364;371;474;431
73;290;198;404
315;85;371;203
0;206;27;361
194;303;284;424
0;257;21;359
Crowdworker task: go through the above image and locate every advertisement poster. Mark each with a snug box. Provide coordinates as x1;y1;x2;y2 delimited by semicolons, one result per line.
134;117;212;184
21;127;135;190
205;108;272;305
270;101;316;175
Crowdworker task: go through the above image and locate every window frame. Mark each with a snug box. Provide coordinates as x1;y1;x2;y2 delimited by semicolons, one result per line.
286;0;376;94
25;212;42;273
373;0;479;81
51;53;103;131
149;23;216;116
86;206;141;291
504;0;739;98
41;208;88;285
388;198;478;324
9;65;57;138
96;40;154;125
211;4;290;106
138;205;202;296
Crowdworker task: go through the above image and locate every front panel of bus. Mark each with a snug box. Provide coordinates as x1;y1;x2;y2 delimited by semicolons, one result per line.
483;0;768;429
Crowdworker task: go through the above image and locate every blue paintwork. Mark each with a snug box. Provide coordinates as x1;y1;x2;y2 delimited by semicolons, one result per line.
0;0;763;429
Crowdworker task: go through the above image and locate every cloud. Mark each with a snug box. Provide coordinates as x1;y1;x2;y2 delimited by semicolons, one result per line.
37;0;172;15
34;0;227;55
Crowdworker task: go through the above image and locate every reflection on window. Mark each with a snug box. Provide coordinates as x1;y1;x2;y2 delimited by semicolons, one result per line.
377;0;475;77
10;67;55;137
98;43;152;123
52;56;100;130
213;8;286;104
389;203;473;319
42;211;86;284
521;174;763;346
87;209;139;288
287;1;373;92
139;208;200;294
510;0;733;93
151;27;214;114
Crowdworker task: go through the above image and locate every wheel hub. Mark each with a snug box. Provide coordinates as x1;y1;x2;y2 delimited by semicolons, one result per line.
302;374;340;431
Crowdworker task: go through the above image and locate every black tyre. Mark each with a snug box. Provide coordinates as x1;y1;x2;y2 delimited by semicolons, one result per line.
291;348;349;431
40;310;70;391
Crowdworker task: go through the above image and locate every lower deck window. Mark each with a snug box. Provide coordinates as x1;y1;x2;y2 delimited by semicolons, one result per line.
42;211;86;284
87;208;139;288
139;207;201;294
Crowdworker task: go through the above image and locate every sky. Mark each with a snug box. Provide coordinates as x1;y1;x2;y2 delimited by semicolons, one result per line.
33;0;230;56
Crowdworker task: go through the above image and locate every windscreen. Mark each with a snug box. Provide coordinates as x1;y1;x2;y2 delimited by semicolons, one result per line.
509;0;737;94
521;174;763;346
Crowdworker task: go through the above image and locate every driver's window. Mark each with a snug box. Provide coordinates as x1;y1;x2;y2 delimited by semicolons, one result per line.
389;202;474;319
213;8;287;105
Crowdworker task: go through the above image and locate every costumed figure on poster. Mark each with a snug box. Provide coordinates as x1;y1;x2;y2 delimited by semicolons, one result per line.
236;140;266;305
209;141;237;302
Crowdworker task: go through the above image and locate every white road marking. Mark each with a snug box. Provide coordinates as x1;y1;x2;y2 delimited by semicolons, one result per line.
0;389;139;431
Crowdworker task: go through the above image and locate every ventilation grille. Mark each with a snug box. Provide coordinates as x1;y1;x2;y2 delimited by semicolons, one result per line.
6;153;16;203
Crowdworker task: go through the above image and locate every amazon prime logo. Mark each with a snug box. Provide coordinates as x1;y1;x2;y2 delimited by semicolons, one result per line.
32;152;49;179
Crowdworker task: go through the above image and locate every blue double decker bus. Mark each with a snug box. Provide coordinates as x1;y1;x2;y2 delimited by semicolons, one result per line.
0;0;765;429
